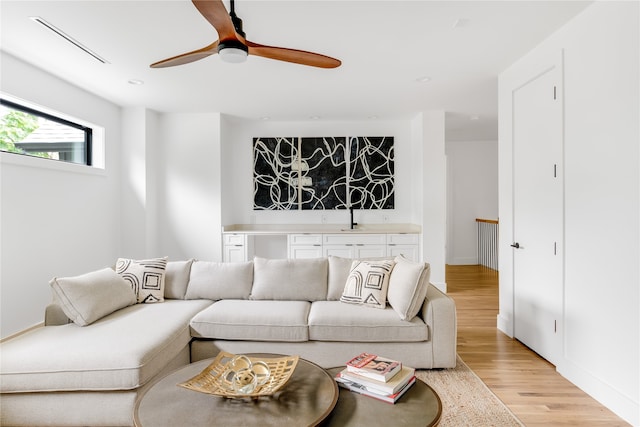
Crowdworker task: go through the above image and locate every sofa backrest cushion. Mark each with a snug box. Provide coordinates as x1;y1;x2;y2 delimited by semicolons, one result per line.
387;255;431;320
185;260;254;300
250;257;328;301
49;268;137;326
164;259;194;299
327;256;355;300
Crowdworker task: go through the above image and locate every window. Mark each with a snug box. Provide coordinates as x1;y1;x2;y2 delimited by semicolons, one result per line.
0;98;92;166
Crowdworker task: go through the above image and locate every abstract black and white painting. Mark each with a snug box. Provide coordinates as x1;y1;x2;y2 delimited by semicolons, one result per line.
253;136;394;210
348;136;394;210
253;137;298;210
299;137;347;210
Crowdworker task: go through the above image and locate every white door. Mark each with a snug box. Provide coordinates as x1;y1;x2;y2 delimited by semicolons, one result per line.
512;66;563;365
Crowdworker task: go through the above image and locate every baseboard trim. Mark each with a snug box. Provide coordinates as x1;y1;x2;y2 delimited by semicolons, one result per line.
558;358;639;426
447;257;477;265
496;313;513;337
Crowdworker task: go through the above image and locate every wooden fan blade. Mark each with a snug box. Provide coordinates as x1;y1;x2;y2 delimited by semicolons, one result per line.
192;0;238;41
150;41;219;68
247;41;341;69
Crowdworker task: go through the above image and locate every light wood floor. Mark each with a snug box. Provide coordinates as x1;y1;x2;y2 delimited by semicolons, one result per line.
446;264;629;427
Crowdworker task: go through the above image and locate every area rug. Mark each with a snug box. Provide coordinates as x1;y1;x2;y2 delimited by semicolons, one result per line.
415;356;524;427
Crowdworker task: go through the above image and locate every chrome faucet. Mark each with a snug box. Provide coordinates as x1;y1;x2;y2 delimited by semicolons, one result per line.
349;206;358;230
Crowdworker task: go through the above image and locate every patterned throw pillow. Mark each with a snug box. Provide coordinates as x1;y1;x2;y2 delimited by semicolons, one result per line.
115;257;168;303
340;259;395;309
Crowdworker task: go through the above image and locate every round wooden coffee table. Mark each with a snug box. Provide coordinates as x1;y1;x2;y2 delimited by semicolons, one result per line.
134;354;338;427
324;367;442;426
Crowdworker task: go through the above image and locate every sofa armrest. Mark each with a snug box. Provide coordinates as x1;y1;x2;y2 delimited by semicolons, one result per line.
45;304;72;326
421;284;457;368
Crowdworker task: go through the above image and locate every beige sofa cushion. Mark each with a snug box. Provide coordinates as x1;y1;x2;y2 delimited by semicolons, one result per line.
327;256;353;300
308;301;429;342
190;300;310;342
49;268;136;326
250;257;327;301
0;300;213;393
387;256;431;320
164;259;194;299
185;260;253;300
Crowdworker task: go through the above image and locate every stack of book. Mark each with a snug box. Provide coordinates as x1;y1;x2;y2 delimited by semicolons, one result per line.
334;352;416;403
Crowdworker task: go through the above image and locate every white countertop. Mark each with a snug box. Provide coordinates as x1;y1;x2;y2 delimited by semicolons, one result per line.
222;223;421;235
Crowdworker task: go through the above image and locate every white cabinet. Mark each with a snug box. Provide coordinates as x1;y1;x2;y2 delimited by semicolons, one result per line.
223;234;253;262
225;230;420;261
322;234;387;259
288;234;323;259
386;234;420;261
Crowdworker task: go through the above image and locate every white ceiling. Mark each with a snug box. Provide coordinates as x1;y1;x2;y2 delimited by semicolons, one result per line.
1;0;591;141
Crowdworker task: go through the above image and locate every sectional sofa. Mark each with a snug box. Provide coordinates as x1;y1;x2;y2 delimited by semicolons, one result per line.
0;255;457;427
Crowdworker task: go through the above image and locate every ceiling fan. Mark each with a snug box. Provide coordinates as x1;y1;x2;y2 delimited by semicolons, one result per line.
151;0;341;69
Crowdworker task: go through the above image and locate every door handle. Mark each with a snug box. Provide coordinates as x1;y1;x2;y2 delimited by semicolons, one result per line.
511;242;520;249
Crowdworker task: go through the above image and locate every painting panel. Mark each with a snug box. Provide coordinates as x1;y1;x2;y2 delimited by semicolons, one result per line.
299;137;348;210
253;137;298;210
349;136;395;209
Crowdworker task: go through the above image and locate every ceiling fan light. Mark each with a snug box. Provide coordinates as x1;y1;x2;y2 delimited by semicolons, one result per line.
218;40;248;63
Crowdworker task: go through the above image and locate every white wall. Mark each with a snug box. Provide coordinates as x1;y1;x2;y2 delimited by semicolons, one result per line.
445;140;498;265
121;108;161;259
498;2;639;424
413;111;447;290
156;113;223;262
0;53;122;338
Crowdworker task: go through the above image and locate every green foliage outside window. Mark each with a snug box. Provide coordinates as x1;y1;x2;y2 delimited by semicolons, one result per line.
0;109;51;159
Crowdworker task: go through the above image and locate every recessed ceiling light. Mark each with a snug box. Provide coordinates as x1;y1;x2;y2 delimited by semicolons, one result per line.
128;79;144;85
415;76;431;83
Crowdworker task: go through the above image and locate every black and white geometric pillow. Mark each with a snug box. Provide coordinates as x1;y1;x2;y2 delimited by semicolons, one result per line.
115;257;168;303
340;259;395;309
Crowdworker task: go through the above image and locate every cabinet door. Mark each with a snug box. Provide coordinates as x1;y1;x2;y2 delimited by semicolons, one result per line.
323;245;355;258
354;245;387;259
289;245;323;259
288;234;323;259
387;234;419;245
224;245;247;263
223;234;247;262
387;245;419;262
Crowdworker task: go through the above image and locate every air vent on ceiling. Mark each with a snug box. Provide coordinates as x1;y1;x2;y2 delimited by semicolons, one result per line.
29;16;110;64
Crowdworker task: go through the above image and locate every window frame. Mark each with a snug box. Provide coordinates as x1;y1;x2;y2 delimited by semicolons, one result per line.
0;98;93;166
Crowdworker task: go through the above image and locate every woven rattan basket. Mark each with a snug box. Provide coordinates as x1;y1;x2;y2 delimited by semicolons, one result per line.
178;352;299;398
